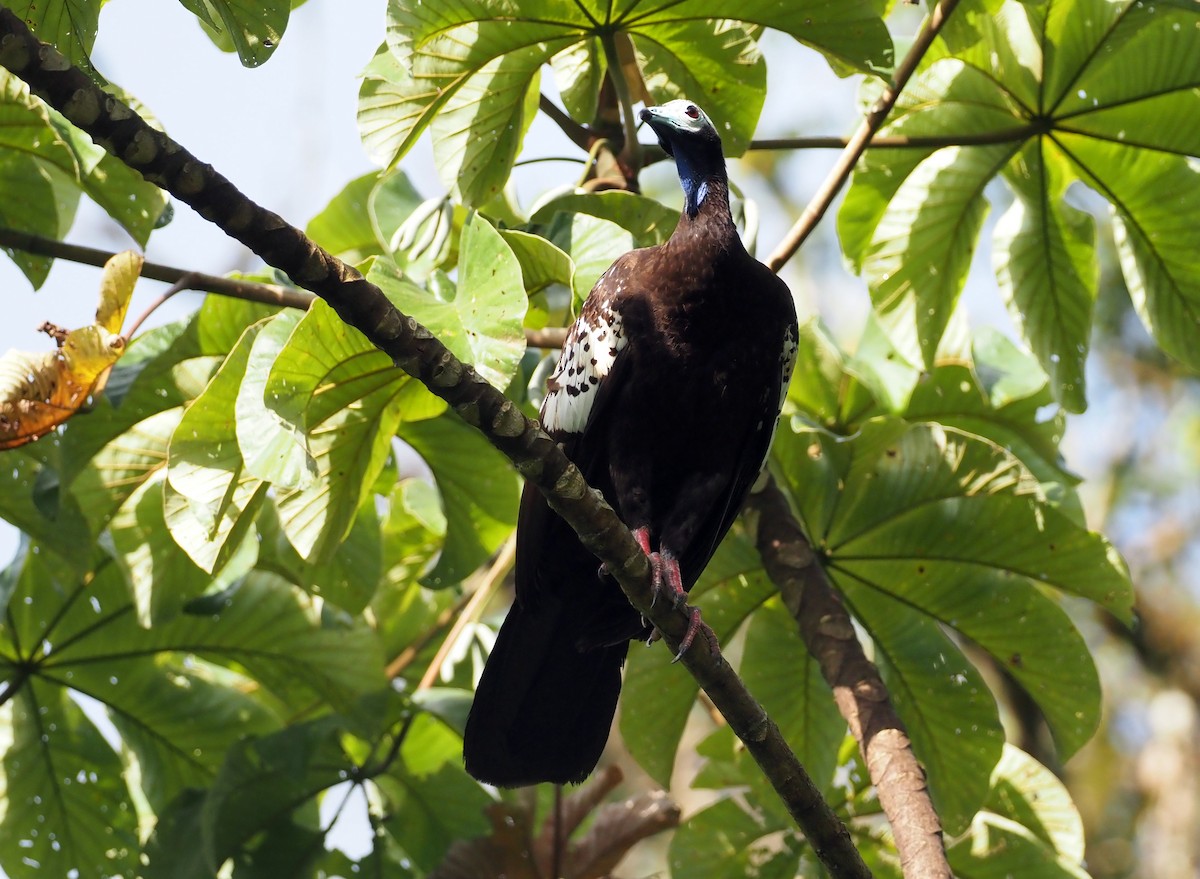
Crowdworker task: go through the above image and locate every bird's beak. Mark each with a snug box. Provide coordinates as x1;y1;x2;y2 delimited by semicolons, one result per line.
639;107;675;157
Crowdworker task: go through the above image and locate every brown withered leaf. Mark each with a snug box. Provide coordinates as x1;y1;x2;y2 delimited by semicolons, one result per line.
431;766;679;879
430;802;540;879
562;789;680;879
0;251;141;449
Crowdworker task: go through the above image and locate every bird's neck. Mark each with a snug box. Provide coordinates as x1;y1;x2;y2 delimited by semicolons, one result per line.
674;151;730;222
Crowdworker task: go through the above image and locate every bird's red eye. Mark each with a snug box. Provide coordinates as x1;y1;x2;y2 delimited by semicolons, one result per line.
685;104;699;118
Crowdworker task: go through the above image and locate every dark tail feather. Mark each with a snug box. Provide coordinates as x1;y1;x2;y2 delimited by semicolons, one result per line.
463;594;628;787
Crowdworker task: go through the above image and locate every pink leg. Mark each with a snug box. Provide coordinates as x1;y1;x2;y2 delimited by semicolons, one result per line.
629;529;707;660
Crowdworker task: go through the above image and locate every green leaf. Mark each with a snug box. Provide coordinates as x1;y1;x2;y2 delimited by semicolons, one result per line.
166;321;270;574
369;213;528;389
621;530;774;784
904;342;1073;489
530;190;680;248
307;171;389;262
265;299;439;563
541;211;636;305
69;406;180;536
75;643;281;811
431;54;543;206
7;0;101;74
498;228;575;297
0;683;139;879
364;0;889;198
668;798;794;879
994;142;1096;412
177;0;291;67
861;142;1016;367
739;599;844;797
844;582;1003;834
947;813;1090;879
1059;137;1200;372
0;69;81;287
550;39;604;122
108;472;231;625
630;0;891;75
397;414;520;589
986;745;1085;863
775;419;1132;772
1044;0;1200;156
201;716;349;868
629;19;766;156
256;495;383;614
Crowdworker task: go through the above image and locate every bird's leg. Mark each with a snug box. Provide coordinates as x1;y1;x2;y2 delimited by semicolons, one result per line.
627;531;703;660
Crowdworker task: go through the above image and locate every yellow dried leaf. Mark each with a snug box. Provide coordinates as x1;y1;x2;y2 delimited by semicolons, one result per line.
0;251;139;449
96;250;142;334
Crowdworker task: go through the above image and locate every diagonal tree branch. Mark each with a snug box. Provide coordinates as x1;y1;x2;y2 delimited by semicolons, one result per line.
749;477;949;879
0;10;870;878
766;0;963;272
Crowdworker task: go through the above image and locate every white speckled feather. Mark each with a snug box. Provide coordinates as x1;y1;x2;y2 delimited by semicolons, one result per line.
540;303;626;435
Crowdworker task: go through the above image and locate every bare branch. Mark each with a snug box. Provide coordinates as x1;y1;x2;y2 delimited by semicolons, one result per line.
749;477;950;879
0;225;312;309
0;12;871;876
750;127;1036;152
766;0;964;272
0;226;566;349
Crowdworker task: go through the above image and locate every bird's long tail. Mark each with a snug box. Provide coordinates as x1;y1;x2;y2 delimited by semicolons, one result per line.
463;593;628;787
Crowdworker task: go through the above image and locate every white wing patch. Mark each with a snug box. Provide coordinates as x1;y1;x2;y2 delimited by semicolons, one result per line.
761;322;799;465
777;322;798;414
540;304;626;435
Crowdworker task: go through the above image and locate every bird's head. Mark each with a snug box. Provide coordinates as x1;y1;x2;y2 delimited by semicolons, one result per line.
640;100;726;218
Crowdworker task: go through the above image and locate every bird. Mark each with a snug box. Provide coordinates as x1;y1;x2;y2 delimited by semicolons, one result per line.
463;100;799;787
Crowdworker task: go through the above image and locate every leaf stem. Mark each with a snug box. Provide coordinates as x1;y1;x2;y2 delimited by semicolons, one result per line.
539;94;593;150
416;536;516;691
766;0;965;272
599;30;642;179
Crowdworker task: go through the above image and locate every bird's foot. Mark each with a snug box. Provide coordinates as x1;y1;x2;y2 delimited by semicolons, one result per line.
600;526;655;579
644;549;702;661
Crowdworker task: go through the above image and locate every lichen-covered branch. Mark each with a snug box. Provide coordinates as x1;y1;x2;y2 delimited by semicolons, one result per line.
750;477;950;879
0;11;870;877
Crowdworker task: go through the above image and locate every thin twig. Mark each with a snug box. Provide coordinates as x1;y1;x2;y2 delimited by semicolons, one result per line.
416;536;516;691
750;127;1035;152
384;590;474;680
122;274;195;341
1;226;567;350
0;226;312;309
766;0;964;272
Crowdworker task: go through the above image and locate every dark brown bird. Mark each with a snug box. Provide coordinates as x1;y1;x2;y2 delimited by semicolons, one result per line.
463;100;799;787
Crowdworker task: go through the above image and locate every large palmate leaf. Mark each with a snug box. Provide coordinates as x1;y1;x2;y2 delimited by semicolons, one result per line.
264;300;441;563
360;0;890;205
0;541;385;876
773;417;1132;830
839;0;1200;410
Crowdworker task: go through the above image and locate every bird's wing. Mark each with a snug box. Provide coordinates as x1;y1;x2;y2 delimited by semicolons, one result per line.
678;318;798;587
515;257;640;605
